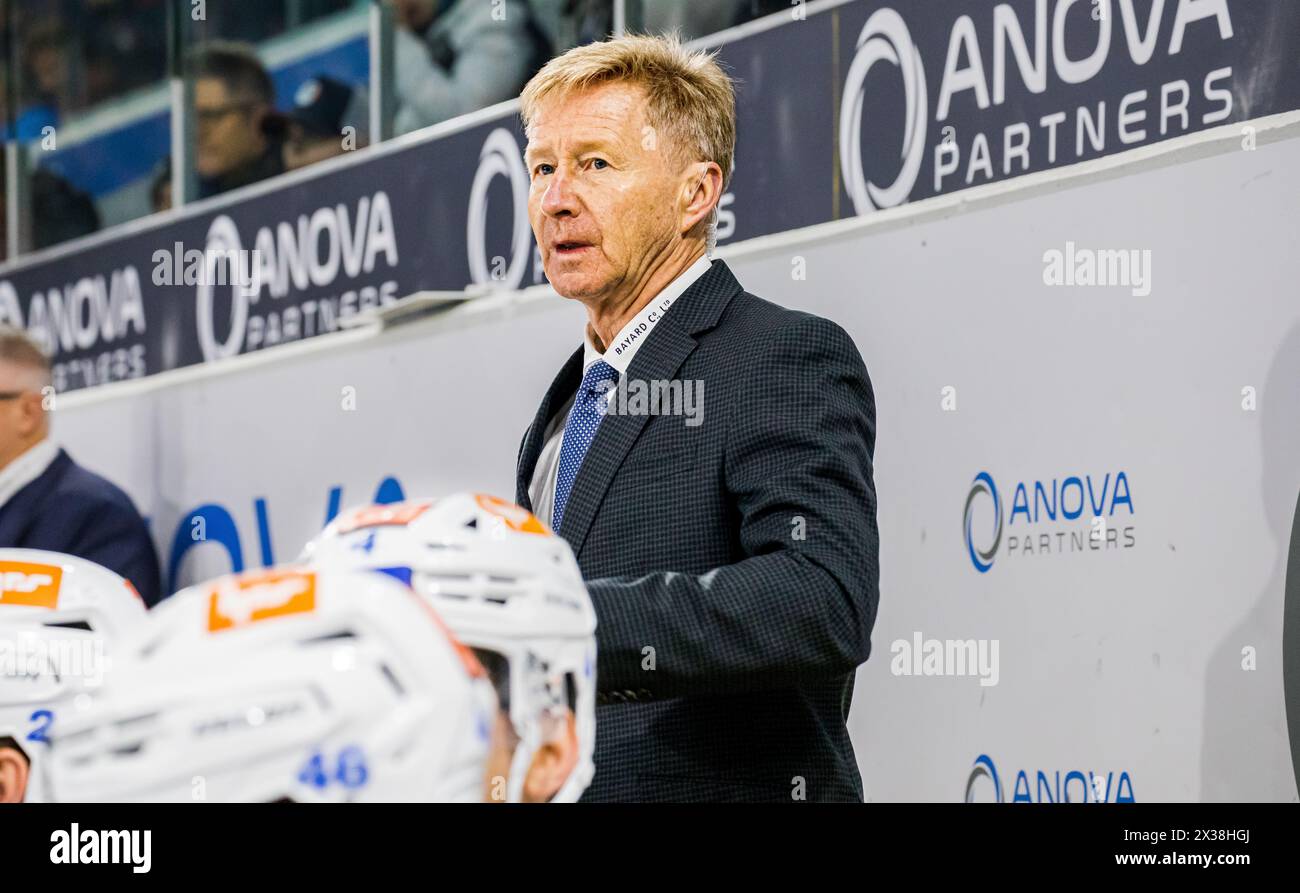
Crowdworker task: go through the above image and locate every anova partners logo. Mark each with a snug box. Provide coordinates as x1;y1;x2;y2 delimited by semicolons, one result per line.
963;468;1135;573
194;194;401;362
965;753;1135;802
838;0;1236;214
839;8;927;214
468;128;534;291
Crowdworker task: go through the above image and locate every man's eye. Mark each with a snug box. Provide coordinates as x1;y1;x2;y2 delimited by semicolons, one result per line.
534;164;554;176
590;158;608;170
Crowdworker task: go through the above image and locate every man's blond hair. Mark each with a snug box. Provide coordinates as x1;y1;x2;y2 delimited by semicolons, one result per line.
0;326;52;392
520;33;736;232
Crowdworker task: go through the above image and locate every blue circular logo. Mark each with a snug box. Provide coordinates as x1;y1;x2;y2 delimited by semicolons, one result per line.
965;754;1002;802
964;472;1002;573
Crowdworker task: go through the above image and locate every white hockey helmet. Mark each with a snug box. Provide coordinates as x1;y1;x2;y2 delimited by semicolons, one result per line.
301;493;596;803
44;565;498;802
0;549;147;803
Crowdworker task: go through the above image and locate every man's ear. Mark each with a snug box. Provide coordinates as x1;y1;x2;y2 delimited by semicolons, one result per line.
18;390;45;437
521;711;579;803
680;161;723;237
0;745;31;803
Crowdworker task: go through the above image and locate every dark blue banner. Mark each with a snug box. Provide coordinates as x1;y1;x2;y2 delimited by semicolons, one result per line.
0;0;1295;392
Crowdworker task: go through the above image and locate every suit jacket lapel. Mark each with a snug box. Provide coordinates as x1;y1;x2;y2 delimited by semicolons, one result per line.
516;346;584;512
557;260;743;557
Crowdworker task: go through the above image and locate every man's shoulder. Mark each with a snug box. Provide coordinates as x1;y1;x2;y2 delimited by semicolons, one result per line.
721;288;794;323
710;288;862;362
49;454;145;522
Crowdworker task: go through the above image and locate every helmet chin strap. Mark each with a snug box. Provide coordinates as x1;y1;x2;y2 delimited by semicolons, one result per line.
505;699;566;803
23;750;49;803
552;770;585;804
505;726;541;804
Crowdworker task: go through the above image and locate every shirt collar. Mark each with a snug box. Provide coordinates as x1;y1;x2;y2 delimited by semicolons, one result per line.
0;438;59;509
583;253;713;376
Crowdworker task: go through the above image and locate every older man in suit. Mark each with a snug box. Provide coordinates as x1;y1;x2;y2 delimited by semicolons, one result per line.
0;328;161;606
515;34;879;802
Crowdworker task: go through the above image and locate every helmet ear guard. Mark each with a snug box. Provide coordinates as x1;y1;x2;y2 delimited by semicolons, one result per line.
503;647;579;803
470;641;576;803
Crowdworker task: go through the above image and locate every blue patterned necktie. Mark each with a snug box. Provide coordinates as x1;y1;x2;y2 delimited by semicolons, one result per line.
552;360;620;532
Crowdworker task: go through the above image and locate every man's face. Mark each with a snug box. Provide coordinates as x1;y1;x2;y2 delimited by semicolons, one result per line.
0;361;45;466
195;79;268;178
526;82;689;305
30;45;68;95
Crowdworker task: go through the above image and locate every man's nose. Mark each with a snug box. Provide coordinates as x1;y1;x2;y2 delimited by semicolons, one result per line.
541;168;580;218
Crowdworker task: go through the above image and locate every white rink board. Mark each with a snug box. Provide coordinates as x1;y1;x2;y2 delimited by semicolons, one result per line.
54;123;1300;802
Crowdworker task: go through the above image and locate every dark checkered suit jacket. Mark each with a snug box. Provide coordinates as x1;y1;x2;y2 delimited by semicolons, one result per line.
516;259;879;802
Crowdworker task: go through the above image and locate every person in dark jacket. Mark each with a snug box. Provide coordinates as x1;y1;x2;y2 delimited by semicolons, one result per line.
516;35;878;802
190;41;284;199
392;0;547;134
0;327;161;606
32;168;101;248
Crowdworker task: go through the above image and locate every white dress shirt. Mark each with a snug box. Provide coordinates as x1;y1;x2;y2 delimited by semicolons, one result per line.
529;254;714;528
0;438;59;510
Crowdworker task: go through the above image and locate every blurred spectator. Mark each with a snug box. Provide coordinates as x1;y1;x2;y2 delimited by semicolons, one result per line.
733;0;793;27
82;0;169;106
637;0;740;40
526;0;612;54
31;168;100;248
13;18;72;140
0;1;357;123
5;3;167;122
189;41;284;199
263;75;368;172
528;0;776;51
0;169;101;251
187;0;350;45
393;0;549;135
